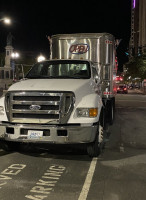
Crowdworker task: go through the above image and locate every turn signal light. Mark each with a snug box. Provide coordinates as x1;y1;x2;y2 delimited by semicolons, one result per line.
89;108;98;117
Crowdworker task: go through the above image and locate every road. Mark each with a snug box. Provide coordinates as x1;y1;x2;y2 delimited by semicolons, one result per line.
0;91;146;200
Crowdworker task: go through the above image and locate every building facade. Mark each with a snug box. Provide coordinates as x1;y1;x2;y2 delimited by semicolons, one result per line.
139;0;146;56
0;45;13;90
0;33;14;92
130;0;146;57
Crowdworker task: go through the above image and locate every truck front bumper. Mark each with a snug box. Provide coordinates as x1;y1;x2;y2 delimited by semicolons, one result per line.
0;122;98;144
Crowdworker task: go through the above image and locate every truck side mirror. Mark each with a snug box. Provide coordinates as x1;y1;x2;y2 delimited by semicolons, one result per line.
94;75;100;84
92;67;100;84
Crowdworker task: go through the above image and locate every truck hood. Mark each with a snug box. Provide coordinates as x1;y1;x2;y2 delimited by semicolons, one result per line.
8;79;95;95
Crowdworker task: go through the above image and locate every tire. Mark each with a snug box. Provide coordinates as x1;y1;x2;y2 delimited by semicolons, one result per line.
109;101;114;125
1;141;20;152
87;125;104;157
107;98;115;125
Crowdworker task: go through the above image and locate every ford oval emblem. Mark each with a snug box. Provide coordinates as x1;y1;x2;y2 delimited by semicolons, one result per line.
29;105;41;110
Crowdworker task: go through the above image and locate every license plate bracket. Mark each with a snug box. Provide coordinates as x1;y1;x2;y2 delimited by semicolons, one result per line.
28;130;43;139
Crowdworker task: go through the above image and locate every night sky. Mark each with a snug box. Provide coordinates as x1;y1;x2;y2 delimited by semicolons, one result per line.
0;0;131;71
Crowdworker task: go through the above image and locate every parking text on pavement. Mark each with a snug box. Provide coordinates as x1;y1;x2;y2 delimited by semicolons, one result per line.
25;164;65;200
0;164;26;189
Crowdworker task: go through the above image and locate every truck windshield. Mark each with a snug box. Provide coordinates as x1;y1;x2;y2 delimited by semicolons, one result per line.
26;60;91;79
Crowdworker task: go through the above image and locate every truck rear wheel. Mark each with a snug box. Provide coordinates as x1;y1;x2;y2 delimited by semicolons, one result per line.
87;125;104;157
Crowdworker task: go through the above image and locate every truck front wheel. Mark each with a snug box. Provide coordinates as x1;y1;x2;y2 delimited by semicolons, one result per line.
1;141;20;152
87;125;104;157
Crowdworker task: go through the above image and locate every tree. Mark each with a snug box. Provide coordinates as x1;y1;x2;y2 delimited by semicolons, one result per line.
125;56;146;81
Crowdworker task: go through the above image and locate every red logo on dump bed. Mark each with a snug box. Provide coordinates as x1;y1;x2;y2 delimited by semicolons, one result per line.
69;44;89;54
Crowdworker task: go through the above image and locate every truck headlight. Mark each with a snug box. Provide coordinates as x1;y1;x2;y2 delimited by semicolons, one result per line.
77;108;98;118
0;106;4;115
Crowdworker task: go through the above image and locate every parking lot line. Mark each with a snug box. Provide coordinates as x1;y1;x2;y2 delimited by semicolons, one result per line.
78;157;98;200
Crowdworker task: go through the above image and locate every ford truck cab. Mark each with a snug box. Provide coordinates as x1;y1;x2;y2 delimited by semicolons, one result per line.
0;33;117;157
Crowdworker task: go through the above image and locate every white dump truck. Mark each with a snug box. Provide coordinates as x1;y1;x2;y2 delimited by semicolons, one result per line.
0;33;117;157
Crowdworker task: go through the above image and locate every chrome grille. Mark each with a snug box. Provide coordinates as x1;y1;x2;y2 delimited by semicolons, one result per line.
6;91;75;124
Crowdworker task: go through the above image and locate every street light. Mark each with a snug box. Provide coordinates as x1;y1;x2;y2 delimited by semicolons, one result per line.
11;52;19;58
37;55;46;62
0;17;11;25
11;52;20;81
4;18;11;24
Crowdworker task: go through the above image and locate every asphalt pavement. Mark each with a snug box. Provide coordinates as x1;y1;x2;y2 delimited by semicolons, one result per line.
95;91;146;200
128;88;145;95
0;90;146;200
107;89;146;149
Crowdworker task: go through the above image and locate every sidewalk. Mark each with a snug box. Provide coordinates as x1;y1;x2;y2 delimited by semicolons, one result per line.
128;88;145;95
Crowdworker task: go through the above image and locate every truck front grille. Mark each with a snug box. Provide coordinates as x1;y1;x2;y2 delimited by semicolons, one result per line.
5;91;75;124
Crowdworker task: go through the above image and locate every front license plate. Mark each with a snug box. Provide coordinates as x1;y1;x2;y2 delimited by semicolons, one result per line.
28;130;43;139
